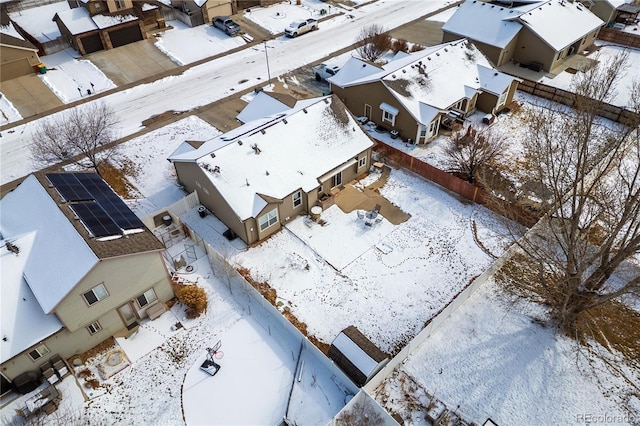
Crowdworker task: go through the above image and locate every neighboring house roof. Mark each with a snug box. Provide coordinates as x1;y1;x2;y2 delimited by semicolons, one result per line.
0;173;165;314
8;1;70;43
0;21;25;41
518;0;603;50
170;95;374;221
442;0;531;48
91;13;138;30
617;2;640;12
444;0;603;51
1;232;64;364
237;91;291;124
0;33;37;51
331;40;518;125
0;175;98;314
54;8;98;35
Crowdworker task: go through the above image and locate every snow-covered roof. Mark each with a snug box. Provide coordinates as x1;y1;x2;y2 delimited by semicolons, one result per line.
444;0;603;51
0;175;98;315
55;7;98;35
142;3;158;11
328;57;384;88
92;14;138;30
0;32;37;51
518;0;603;50
0;21;24;41
170;96;374;221
442;0;529;48
1;232;64;363
331;40;517;125
8;1;70;43
332;332;379;377
236;91;290;124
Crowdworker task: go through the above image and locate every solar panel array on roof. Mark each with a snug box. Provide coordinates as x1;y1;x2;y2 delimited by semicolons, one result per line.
46;172;145;238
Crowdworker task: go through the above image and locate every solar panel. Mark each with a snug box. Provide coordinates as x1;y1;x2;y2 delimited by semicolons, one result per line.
46;173;93;201
71;202;121;238
47;172;145;238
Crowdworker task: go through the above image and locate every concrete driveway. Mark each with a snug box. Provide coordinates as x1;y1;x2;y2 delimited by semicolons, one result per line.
84;38;178;86
1;74;63;119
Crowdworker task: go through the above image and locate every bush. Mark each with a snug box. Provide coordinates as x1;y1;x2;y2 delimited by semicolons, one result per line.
391;38;409;53
355;24;392;62
174;284;208;318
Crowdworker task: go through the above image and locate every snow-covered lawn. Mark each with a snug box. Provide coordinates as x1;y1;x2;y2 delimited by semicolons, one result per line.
0;94;22;125
244;0;339;35
39;49;116;103
154;20;247;66
375;279;640;425
113;116;222;216
231;167;511;354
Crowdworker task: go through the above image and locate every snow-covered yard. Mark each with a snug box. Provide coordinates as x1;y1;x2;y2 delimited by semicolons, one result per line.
374;279;640;425
244;0;339;35
230;165;511;354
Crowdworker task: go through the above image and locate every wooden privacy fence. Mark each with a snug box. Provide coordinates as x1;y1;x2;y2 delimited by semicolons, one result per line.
375;142;539;227
517;79;640;125
598;27;640;49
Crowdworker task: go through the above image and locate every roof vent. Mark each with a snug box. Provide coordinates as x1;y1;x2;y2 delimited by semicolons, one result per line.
494;72;499;76
238;140;243;145
251;144;261;154
303;108;308;113
283;119;288;124
266;170;269;176
246;179;250;187
210;153;216;158
5;241;19;255
261;129;266;135
323;98;329;104
213;165;220;173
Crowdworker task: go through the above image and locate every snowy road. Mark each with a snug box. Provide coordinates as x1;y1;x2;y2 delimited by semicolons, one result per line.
0;0;450;185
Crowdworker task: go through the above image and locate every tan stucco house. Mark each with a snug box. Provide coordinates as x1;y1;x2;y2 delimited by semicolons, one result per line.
0;173;173;393
156;0;234;27
168;95;375;245
442;0;604;73
328;39;520;145
54;0;146;55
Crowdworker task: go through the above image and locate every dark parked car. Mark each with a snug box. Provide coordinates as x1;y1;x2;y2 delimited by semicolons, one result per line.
212;16;240;36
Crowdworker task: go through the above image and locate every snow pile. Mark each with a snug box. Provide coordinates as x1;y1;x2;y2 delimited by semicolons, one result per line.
0;93;22;125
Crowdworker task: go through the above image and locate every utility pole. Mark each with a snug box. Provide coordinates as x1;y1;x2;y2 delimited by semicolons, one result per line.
264;40;271;87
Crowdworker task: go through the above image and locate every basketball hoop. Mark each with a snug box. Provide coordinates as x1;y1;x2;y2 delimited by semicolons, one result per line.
214;351;224;360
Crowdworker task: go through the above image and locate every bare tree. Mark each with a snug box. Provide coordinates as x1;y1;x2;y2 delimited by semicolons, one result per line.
498;51;640;335
30;101;118;175
443;126;507;183
355;24;391;62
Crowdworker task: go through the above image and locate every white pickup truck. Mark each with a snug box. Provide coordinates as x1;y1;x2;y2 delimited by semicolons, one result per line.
285;18;318;37
312;63;340;81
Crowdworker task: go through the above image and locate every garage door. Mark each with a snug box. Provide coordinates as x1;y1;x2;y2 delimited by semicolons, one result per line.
108;25;143;48
81;34;104;54
1;59;32;81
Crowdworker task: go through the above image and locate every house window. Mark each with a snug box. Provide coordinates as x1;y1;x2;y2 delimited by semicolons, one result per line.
498;91;508;106
87;321;102;335
136;289;157;308
293;191;302;208
83;283;108;306
28;344;50;361
358;157;367;168
429;120;438;133
115;0;126;9
259;209;278;231
380;103;398;126
332;171;342;188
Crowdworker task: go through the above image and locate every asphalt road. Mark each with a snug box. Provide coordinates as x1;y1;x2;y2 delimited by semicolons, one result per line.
0;1;453;186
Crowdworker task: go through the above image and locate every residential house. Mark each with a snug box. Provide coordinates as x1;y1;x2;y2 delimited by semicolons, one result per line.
54;0;146;55
168;95;374;245
0;23;42;81
0;173;173;392
582;0;640;25
156;0;234;27
442;0;604;72
328;40;520;145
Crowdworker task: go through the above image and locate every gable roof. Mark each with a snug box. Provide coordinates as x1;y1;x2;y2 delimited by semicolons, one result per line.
237;91;291;124
331;40;518;125
54;8;98;35
0;173;165;314
517;0;603;50
8;1;70;43
0;32;37;51
1;232;64;363
444;0;603;51
170;95;374;221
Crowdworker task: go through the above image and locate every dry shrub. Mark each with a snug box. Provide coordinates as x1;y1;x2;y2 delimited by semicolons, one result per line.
77;369;92;379
173;283;207;318
391;38;409;53
84;379;100;389
409;43;425;52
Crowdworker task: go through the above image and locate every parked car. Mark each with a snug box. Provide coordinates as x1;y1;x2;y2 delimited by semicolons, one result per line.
212;16;240;36
285;18;318;37
312;63;340;81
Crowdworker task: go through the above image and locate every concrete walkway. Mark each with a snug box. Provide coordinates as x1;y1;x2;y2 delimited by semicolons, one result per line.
0;74;63;118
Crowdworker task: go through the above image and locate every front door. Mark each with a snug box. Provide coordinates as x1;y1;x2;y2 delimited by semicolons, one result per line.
364;104;372;120
118;302;138;328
